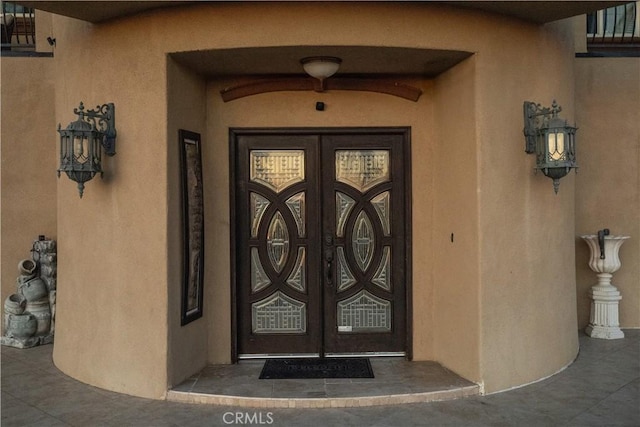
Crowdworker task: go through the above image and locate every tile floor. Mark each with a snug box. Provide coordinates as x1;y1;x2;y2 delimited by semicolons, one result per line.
168;357;479;407
2;330;639;426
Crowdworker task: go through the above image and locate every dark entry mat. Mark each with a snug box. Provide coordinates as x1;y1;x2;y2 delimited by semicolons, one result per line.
259;358;374;379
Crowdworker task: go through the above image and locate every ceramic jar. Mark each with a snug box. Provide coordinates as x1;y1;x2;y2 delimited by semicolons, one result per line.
25;298;51;336
19;277;48;301
4;294;26;315
5;313;37;339
18;259;37;276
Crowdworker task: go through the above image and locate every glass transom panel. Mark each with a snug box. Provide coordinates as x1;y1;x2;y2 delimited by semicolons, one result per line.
250;150;305;193
335;150;390;193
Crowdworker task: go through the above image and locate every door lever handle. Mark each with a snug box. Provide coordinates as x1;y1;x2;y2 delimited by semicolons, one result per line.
325;249;334;286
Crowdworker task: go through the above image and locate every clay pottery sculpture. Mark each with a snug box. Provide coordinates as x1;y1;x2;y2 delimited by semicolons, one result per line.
18;259;37;277
19;277;47;301
5;313;37;339
25;297;51;336
4;294;26;315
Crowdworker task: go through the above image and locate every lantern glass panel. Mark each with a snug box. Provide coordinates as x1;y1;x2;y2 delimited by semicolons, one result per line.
92;134;102;168
73;135;90;164
61;135;70;163
547;131;565;161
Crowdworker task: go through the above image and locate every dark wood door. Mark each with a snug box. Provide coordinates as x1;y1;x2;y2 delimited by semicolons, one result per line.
233;129;409;357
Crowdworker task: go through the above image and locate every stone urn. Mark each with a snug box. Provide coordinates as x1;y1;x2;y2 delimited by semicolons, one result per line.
581;231;630;339
4;313;37;339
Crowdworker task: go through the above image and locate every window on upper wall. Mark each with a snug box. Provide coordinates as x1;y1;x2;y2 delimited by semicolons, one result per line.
1;1;36;52
585;1;639;56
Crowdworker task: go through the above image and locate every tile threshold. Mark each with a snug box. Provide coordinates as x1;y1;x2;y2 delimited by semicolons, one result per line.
166;384;480;408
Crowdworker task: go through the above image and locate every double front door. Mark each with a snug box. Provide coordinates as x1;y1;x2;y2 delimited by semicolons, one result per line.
233;128;409;357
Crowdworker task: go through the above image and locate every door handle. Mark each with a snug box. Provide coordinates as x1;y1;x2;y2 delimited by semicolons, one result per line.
325;249;334;287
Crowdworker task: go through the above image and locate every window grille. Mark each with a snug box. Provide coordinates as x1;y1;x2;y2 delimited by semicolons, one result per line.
1;1;36;51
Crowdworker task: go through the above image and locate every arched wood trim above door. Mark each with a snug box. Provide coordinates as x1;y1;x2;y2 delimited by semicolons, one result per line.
220;77;422;102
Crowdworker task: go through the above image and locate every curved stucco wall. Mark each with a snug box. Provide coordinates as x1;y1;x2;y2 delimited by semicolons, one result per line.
50;3;578;398
1;57;57;320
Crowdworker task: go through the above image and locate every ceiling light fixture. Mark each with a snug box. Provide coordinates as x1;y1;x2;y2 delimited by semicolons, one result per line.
300;56;342;91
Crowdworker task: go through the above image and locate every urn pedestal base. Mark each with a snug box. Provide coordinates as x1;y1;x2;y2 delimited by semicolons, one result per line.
581;234;629;341
585;276;624;340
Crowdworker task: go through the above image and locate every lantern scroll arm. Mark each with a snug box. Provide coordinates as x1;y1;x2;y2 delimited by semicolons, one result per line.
73;102;117;156
523;101;553;154
89;103;116;156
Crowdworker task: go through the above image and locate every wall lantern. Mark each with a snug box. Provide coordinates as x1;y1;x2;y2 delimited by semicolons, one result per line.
300;56;342;91
57;102;116;198
523;100;577;194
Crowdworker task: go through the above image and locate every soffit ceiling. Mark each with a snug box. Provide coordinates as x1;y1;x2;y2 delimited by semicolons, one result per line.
171;46;473;78
15;1;630;24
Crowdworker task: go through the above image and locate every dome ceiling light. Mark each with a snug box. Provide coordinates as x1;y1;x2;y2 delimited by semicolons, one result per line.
300;56;342;91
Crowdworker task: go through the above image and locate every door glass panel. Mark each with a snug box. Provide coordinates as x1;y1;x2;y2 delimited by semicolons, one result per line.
286;247;306;292
337;290;391;332
335;150;390;193
250;247;271;293
250;192;270;238
372;246;391;291
252;291;306;334
266;211;289;273
336;247;357;292
335;192;356;238
352;210;375;272
285;192;306;237
371;191;391;236
250;150;305;193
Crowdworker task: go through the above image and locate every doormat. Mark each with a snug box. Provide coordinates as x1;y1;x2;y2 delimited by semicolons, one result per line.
259;358;374;379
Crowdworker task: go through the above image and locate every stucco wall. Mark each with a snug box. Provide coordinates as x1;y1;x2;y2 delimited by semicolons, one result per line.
40;2;583;397
1;56;56;321
477;19;580;393
575;58;640;329
50;16;170;399
166;57;209;387
431;56;480;383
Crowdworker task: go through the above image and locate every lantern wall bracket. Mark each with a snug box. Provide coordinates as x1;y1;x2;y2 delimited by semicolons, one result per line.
73;102;117;155
523;100;561;154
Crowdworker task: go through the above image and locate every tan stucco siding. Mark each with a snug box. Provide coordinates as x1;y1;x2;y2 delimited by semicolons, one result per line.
50;16;170;399
1;57;56;321
431;56;480;383
575;57;640;330
476;19;580;392
166;57;209;388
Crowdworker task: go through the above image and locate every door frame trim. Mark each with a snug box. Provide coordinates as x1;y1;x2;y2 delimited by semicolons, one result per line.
229;127;413;362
